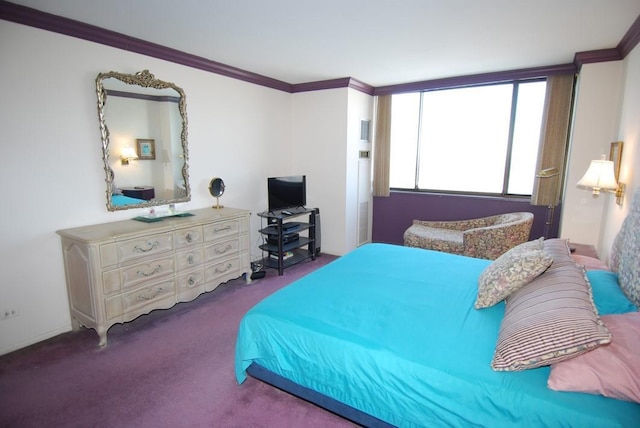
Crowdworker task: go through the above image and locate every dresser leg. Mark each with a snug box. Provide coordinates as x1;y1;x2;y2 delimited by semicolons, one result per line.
97;328;108;347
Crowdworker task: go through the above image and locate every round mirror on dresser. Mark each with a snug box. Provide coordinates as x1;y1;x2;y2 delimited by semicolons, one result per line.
209;177;225;209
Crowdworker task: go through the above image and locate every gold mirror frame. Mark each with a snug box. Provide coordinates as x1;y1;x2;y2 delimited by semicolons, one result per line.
96;69;191;211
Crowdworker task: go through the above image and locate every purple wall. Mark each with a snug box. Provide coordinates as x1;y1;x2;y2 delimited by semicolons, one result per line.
372;191;561;245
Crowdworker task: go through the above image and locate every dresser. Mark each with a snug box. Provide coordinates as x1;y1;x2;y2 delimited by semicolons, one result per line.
56;207;251;346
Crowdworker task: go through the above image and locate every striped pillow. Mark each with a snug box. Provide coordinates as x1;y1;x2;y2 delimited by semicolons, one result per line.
491;261;611;371
542;238;574;267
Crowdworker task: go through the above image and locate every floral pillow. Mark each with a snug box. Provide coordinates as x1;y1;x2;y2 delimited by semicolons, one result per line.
475;239;551;309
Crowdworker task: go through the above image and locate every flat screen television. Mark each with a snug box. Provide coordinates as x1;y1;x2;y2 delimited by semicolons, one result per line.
268;175;306;212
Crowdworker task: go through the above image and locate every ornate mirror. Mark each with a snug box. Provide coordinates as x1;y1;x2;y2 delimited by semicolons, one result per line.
209;177;225;209
96;70;191;211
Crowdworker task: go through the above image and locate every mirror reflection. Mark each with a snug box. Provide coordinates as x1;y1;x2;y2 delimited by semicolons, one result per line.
96;70;191;211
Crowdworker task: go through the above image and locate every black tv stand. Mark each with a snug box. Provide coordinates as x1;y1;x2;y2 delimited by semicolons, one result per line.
258;208;318;275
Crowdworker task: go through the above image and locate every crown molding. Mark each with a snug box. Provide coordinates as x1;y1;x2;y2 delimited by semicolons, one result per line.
374;63;577;96
574;48;623;68
2;1;638;96
618;14;640;58
574;14;640;69
0;0;293;93
291;77;374;95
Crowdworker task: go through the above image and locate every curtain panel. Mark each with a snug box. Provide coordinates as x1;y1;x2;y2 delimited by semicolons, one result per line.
530;74;576;207
373;95;392;197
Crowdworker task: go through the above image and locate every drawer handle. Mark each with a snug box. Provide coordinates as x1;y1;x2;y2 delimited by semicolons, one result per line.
214;225;232;233
187;255;195;264
186;233;193;243
188;276;196;286
215;263;233;274
136;264;162;277
133;240;160;253
137;286;164;301
215;244;233;254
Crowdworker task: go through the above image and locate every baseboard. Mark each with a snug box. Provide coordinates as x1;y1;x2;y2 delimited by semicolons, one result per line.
0;324;70;356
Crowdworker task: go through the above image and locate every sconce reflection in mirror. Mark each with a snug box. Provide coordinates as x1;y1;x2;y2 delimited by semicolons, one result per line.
577;154;625;206
209;177;225;209
121;147;138;165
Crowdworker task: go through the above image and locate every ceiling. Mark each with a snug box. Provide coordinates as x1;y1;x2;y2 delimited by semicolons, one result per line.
7;0;640;87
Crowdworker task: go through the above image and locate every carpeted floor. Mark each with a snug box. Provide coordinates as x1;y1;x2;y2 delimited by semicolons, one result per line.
0;255;360;428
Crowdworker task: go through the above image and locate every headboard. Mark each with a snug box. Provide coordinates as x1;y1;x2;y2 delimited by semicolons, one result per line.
609;189;640;306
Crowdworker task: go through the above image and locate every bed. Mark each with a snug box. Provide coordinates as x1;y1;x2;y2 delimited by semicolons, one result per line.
236;196;640;427
111;193;146;206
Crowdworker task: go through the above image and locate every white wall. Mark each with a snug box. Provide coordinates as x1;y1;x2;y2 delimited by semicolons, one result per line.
0;22;293;354
560;61;624;253
601;44;640;261
346;89;374;248
291;89;349;255
290;88;374;255
561;45;640;261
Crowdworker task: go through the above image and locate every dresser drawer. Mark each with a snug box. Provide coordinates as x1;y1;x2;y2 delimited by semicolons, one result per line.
177;267;205;292
175;247;204;271
204;220;239;241
120;257;175;290
174;226;203;249
105;279;176;320
116;233;174;264
204;238;239;262
205;257;240;283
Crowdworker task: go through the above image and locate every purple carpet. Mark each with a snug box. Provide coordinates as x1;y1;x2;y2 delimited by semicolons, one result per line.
0;256;359;428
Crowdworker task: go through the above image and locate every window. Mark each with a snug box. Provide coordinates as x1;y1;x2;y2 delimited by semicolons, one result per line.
389;80;546;196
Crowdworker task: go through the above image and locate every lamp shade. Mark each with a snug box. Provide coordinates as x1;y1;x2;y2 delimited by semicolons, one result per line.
121;147;138;160
577;159;618;190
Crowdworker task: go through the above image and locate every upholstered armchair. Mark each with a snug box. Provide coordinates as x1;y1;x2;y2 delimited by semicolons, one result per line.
403;212;534;260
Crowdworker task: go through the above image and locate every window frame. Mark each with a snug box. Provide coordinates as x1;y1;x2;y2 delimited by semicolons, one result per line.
389;78;547;198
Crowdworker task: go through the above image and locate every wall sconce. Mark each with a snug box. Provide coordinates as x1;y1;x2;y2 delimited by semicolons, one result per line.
120;147;139;165
577;155;625;206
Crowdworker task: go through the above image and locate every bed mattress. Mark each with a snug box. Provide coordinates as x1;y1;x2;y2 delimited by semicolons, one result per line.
235;243;640;427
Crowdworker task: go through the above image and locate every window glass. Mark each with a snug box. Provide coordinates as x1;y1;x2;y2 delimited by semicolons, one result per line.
418;85;512;193
508;81;546;194
389;80;546;196
389;93;420;189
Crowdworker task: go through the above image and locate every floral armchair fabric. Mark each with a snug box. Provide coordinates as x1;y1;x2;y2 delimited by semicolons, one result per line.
403;212;534;260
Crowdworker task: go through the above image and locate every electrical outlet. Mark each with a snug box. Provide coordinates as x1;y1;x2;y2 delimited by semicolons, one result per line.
1;308;19;320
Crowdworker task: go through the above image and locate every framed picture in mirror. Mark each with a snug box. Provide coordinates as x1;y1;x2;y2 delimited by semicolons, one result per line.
137;139;156;160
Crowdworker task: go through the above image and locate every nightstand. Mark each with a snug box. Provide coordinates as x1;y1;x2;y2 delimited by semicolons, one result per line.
569;243;598;259
121;186;155;200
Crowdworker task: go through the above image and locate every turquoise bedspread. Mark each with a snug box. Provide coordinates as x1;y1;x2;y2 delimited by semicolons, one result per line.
111;194;145;206
235;243;640;427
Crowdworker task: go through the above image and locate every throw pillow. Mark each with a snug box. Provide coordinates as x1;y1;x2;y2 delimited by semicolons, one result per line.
509;236;545;254
548;312;640;403
587;270;638;315
475;249;552;309
572;254;609;271
491;262;611;371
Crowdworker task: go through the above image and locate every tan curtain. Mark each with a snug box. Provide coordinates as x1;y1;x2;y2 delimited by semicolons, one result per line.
373;95;392;197
530;74;575;206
